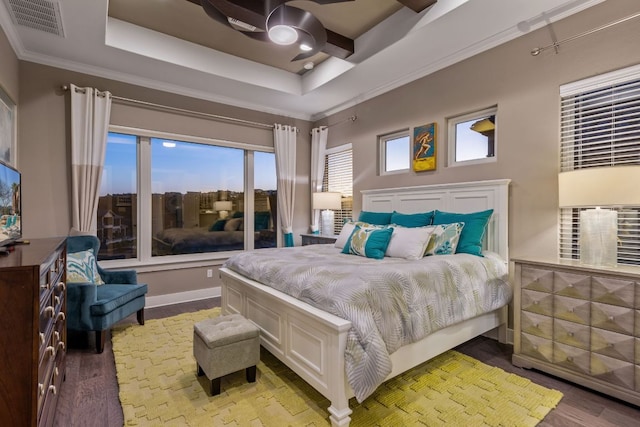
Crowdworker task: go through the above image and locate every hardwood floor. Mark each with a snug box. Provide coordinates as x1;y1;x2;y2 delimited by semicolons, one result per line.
55;298;640;426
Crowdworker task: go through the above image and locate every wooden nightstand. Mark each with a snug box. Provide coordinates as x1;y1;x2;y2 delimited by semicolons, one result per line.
300;234;338;246
512;257;640;406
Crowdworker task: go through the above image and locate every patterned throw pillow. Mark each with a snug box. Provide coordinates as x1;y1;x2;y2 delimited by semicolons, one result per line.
67;249;104;284
342;225;394;259
334;221;381;249
424;222;465;256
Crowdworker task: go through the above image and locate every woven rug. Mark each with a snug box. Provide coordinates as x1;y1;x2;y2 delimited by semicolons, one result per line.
112;308;562;426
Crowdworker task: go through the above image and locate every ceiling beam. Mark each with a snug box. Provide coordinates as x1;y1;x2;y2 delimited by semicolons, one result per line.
397;0;437;13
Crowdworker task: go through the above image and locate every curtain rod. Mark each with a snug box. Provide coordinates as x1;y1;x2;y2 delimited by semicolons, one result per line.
312;115;357;134
531;11;640;56
61;85;276;130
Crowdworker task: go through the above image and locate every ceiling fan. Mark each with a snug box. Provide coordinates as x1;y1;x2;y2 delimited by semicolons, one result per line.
187;0;437;62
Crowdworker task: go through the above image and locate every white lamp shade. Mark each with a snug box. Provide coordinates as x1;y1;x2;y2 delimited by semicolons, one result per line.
312;192;342;210
559;166;640;207
213;201;232;212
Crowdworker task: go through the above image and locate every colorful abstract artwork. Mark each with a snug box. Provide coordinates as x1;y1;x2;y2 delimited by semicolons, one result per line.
413;122;436;172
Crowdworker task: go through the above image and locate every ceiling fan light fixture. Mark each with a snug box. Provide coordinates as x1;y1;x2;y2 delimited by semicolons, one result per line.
300;43;312;52
268;24;298;45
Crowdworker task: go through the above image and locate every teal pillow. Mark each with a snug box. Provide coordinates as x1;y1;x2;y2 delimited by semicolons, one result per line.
342;225;394;259
432;209;494;256
232;211;244;219
209;219;226;231
358;211;392;225
254;211;271;231
390;211;434;227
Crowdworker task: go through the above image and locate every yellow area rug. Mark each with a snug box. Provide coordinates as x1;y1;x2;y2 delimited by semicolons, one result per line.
112;308;562;426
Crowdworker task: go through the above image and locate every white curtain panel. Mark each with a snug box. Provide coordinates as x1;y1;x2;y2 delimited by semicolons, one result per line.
273;124;297;246
310;126;328;232
70;84;112;234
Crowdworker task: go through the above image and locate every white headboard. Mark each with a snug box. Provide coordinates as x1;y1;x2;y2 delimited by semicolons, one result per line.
361;179;510;261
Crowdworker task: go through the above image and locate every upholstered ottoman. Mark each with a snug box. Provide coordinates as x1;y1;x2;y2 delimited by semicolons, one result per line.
193;314;260;395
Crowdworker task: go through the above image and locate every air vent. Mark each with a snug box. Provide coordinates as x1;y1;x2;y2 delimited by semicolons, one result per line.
4;0;64;37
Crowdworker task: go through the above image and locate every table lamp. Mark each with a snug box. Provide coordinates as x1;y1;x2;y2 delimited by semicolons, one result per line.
558;166;640;266
213;201;233;219
312;192;341;236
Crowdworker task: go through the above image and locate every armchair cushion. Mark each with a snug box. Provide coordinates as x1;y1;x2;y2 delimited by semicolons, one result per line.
91;284;148;316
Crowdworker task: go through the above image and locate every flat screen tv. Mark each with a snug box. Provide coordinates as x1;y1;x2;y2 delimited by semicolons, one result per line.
0;160;20;246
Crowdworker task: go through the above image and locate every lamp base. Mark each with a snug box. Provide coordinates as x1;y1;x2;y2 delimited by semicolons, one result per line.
320;210;334;236
579;208;617;266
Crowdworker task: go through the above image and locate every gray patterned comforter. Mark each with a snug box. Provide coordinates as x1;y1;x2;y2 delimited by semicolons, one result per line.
223;244;512;402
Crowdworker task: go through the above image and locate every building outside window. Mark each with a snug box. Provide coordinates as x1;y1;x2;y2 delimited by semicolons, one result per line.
98;130;277;261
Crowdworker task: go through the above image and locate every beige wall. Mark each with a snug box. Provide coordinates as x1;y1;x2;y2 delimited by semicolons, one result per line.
17;63;312;297
0;25;18;104
318;0;640;261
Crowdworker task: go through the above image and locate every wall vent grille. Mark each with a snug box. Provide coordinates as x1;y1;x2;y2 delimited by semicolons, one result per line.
4;0;64;37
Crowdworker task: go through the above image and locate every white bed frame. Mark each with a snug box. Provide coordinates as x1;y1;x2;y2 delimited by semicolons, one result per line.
220;179;511;426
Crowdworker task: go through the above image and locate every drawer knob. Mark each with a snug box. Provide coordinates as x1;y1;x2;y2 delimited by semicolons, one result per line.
46;346;55;357
568;332;574;337
58;282;66;292
54;296;61;306
567;356;573;362
534;323;539;328
39;333;45;344
44;306;55;317
57;312;66;322
608;316;615;321
608;343;614;348
48;385;57;395
533;345;538;350
57;341;66;351
39;383;44;396
533;301;539;305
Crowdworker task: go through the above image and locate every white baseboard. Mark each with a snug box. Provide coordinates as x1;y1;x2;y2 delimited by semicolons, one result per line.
146;287;221;308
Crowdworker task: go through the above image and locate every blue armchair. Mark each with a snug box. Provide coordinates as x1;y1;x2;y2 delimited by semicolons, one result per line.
66;235;148;353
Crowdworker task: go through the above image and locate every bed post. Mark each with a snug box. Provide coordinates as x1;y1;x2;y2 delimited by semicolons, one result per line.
327;320;352;426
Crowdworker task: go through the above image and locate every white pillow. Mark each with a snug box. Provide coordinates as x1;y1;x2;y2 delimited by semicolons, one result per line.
385;225;435;260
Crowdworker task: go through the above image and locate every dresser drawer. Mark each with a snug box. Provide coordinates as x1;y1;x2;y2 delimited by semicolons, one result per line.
591;353;635;390
554;318;590;350
520;332;553;363
521;266;554;292
554;295;590;325
553;342;590;374
591;276;635;308
521;289;553;316
554;270;591;300
591;302;634;335
591;327;634;363
521;311;553;340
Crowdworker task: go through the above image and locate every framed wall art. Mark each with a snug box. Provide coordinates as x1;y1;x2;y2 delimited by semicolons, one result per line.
413;122;436;172
0;86;16;167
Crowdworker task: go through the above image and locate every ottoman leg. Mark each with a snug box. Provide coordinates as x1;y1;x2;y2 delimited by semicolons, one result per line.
246;365;257;383
197;364;204;377
211;377;221;396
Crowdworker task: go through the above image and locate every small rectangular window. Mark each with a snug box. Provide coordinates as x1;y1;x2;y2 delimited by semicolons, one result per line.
447;107;497;166
379;130;410;175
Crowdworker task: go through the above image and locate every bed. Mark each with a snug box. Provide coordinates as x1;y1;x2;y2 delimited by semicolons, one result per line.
219;179;511;426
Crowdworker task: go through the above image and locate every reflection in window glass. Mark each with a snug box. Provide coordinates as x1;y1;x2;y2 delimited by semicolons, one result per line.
98;133;137;260
151;138;245;256
448;107;497;165
254;151;277;249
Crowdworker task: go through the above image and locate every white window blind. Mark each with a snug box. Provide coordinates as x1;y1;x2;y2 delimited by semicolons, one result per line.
323;147;353;235
559;69;640;265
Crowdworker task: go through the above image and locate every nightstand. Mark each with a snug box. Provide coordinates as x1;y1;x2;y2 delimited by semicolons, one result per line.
300;234;338;246
512;257;640;406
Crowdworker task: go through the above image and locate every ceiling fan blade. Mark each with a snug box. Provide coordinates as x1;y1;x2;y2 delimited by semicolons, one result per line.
200;0;234;28
307;0;355;4
397;0;437;13
241;31;270;42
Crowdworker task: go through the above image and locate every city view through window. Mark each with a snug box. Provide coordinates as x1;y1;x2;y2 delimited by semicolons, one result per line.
97;133;277;260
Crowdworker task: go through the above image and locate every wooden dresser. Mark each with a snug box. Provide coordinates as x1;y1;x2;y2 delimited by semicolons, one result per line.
512;257;640;406
0;237;67;426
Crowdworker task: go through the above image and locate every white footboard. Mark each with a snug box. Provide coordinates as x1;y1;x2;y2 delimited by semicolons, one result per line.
221;267;354;426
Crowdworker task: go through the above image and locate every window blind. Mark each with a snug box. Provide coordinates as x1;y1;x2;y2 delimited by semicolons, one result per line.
323;147;353;235
559;70;640;265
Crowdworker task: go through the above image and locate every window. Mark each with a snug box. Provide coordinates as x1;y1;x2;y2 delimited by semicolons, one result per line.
323;145;353;235
379;130;410;174
447;106;497;166
98;130;277;262
559;66;640;266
